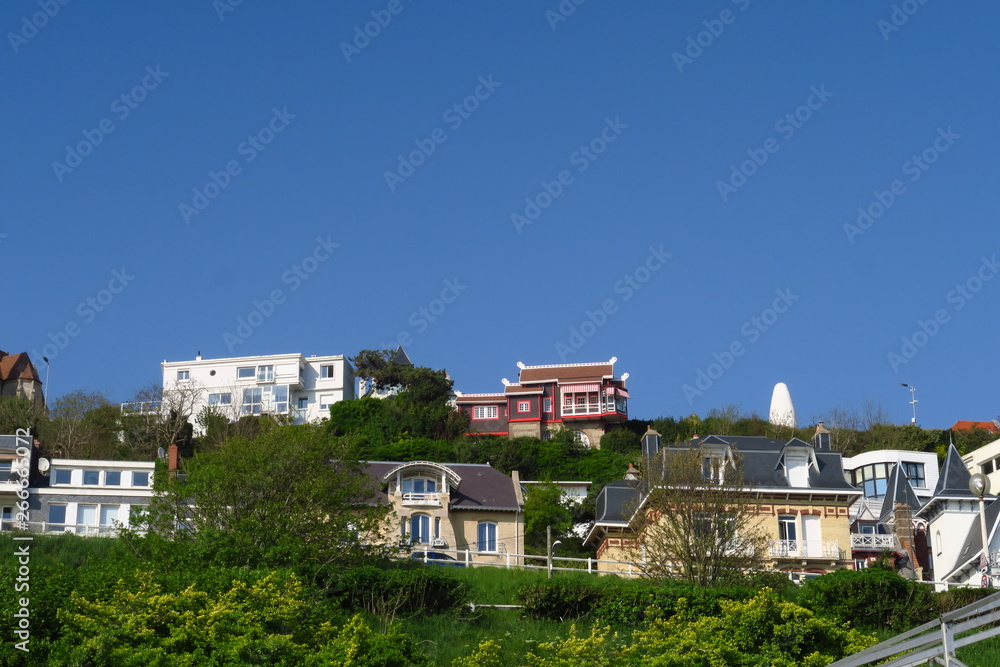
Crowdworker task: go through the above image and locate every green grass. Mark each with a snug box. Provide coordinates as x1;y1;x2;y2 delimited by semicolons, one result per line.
0;532;118;569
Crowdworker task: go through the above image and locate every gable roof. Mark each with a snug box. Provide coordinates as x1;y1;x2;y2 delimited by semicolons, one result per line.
943;498;1000;582
880;463;923;522
518;362;614;384
0;352;41;383
363;461;522;511
951;420;1000;434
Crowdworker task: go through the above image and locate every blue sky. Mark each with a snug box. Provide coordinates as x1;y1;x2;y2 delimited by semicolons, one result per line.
4;1;997;430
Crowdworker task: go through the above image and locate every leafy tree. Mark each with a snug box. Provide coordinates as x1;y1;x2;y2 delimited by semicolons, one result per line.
0;395;46;436
133;425;393;577
625;447;768;587
40;389;119;458
524;481;574;552
600;427;639;454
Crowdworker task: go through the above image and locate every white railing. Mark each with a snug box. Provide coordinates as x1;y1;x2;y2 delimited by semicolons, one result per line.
851;533;900;550
401;492;441;506
769;539;841;559
120;401;162;415
0;519;138;536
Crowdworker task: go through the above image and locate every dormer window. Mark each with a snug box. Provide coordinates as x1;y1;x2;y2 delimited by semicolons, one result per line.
402;477;437;495
702;456;724;484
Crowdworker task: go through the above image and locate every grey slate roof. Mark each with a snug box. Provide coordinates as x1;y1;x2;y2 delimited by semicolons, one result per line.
932;444;974;498
672;435;859;492
363;461;522;511
880;463;923;522
593;480;642;524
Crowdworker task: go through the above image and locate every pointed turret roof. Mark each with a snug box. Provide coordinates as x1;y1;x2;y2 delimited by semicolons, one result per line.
943;498;1000;582
880;463;922;522
933;444;974;498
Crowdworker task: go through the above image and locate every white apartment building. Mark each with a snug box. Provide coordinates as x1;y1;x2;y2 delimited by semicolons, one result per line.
161;353;354;432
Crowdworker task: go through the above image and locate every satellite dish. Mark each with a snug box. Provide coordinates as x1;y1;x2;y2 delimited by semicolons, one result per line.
38;458;50;473
157;447;166;458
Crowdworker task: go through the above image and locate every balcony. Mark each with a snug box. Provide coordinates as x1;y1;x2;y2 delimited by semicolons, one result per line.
851;533;900;551
769;539;842;560
561;399;626;418
400;492;442;507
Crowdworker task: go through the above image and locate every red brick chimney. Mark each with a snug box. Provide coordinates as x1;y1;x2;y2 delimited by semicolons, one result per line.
168;444;179;472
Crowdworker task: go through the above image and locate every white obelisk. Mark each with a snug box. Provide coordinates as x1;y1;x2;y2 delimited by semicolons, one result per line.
769;382;797;429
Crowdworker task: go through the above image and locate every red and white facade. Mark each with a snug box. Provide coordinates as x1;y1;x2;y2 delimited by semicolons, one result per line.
454;359;629;448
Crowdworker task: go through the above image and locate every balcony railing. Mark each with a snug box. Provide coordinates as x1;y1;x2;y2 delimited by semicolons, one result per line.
0;519;136;537
851;534;900;551
400;492;442;507
561;399;626;417
769;539;842;559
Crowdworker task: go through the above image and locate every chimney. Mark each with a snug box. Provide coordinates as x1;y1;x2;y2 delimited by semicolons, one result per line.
813;422;831;450
168;444;180;472
624;463;640;481
641;425;661;458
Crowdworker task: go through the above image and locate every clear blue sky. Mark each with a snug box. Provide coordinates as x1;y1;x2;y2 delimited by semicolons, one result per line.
4;1;997;430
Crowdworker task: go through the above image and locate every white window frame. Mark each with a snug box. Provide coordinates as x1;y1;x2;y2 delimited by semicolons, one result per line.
237;367;255;379
320;365;335;379
543;397;552;413
473;405;498;420
176;370;190;381
208;392;232;406
517;401;531;413
477;521;498;552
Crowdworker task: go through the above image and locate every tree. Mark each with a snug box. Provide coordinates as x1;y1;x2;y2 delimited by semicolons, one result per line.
134;425;393;577
0;395;46;436
119;382;201;459
41;389;118;458
625;447;768;587
524;481;573;552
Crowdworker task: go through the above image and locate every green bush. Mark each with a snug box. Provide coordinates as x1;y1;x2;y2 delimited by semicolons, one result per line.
518;579;607;621
334;566;469;618
934;586;998;614
797;568;936;630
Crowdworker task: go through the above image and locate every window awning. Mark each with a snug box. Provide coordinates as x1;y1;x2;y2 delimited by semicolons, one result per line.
615;388;631;398
561;383;600;393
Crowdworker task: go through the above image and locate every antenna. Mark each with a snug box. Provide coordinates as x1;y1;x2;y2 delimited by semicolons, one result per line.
899;383;918;425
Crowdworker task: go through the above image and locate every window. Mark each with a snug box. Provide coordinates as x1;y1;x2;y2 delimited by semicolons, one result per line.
100;505;119;528
853;464;890;498
319;394;335;410
985;460;996;475
410;514;431;544
237;367;255;379
243;387;263;415
902;462;926;488
105;471;121;486
573;430;591;448
132;472;150;487
543;398;552;413
48;504;67;526
208;392;232;406
270;385;289;413
702;456;724;484
517;401;531;413
297;397;308;410
859;523;878;535
785;456;809;487
935;530;943;556
473;406;498;420
0;461;11;477
402;477;437;494
478;521;497;552
53;469;72;485
77;505;98;531
320;365;335;379
176;370;190;381
778;515;797;542
83;470;100;485
257;365;274;381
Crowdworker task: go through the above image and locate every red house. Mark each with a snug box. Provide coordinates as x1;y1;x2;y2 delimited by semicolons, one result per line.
455;358;629;448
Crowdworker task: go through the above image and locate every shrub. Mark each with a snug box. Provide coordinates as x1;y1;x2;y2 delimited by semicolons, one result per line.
333;566;469;618
935;586;997;614
518;579;607;621
797;568;936;630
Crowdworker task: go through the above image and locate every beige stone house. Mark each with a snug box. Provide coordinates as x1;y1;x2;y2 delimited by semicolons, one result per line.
364;460;524;563
586;426;860;577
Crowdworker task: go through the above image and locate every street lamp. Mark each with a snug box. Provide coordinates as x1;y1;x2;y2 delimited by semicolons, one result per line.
970;473;992;586
546;525;563;579
899;383;917;425
42;356;50;406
